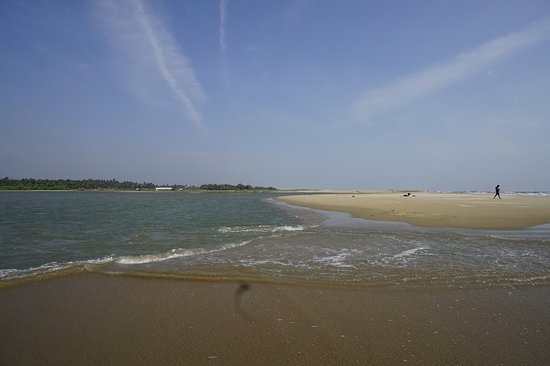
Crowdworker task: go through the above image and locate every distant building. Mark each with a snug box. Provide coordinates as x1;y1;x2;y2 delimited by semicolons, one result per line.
155;187;172;191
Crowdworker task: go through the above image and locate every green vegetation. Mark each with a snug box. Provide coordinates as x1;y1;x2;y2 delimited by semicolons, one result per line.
199;183;277;191
0;178;277;191
0;177;155;191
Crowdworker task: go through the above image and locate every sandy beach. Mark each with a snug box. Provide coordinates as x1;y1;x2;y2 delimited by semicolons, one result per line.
278;191;550;230
2;192;549;365
1;273;549;365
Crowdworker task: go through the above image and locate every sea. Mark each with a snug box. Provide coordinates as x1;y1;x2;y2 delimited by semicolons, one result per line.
1;191;549;288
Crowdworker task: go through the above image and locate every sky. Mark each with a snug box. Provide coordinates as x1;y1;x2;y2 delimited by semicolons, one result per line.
1;0;550;191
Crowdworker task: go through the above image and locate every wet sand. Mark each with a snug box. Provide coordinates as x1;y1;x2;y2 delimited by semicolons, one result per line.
278;192;550;229
1;273;549;365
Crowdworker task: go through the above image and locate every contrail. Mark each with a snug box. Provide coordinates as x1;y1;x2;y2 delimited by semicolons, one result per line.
218;0;231;85
95;0;205;128
219;0;227;54
349;17;550;124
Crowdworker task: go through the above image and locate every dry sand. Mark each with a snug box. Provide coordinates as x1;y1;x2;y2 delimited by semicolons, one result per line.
1;273;549;365
278;192;550;230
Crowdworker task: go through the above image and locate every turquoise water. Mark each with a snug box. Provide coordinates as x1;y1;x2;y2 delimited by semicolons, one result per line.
1;191;549;287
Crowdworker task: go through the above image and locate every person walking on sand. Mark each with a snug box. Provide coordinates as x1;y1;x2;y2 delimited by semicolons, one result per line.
494;184;501;199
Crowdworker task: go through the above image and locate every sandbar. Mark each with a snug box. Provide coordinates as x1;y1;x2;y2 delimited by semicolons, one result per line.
278;191;550;230
1;273;549;365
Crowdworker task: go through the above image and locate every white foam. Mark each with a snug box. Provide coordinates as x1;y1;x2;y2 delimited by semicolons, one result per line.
313;249;358;269
0;255;119;281
217;225;304;233
272;225;304;232
1;242;252;281
2;263;73;280
239;259;296;267
394;247;427;258
116;241;251;265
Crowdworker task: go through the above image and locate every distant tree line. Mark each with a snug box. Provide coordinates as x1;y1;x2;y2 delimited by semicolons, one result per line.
200;183;277;191
0;177;156;191
0;178;277;191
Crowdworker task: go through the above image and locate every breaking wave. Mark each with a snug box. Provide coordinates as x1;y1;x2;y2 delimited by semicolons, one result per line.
116;241;251;264
1;241;252;282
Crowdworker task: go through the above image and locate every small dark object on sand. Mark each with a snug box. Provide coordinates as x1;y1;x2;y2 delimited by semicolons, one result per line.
234;282;253;321
236;282;250;295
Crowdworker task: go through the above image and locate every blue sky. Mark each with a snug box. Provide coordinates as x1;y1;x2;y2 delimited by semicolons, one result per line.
1;0;549;191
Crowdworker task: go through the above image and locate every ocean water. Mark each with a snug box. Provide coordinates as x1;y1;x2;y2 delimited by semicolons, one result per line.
1;191;549;288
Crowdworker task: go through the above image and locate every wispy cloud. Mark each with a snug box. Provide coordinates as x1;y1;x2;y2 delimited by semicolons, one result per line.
218;0;231;85
349;17;550;124
95;0;205;128
219;0;227;55
284;0;312;28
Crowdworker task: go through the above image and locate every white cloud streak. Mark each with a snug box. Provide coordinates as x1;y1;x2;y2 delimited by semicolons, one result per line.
219;0;227;54
95;0;205;128
349;17;550;124
218;0;231;85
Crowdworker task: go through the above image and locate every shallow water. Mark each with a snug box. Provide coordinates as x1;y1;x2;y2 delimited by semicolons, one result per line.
1;191;549;288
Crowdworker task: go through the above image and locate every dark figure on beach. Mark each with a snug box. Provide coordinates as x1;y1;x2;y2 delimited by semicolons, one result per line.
494;185;501;199
234;283;253;321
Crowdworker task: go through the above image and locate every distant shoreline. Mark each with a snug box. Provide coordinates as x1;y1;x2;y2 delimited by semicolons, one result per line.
0;178;276;192
0;188;280;193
